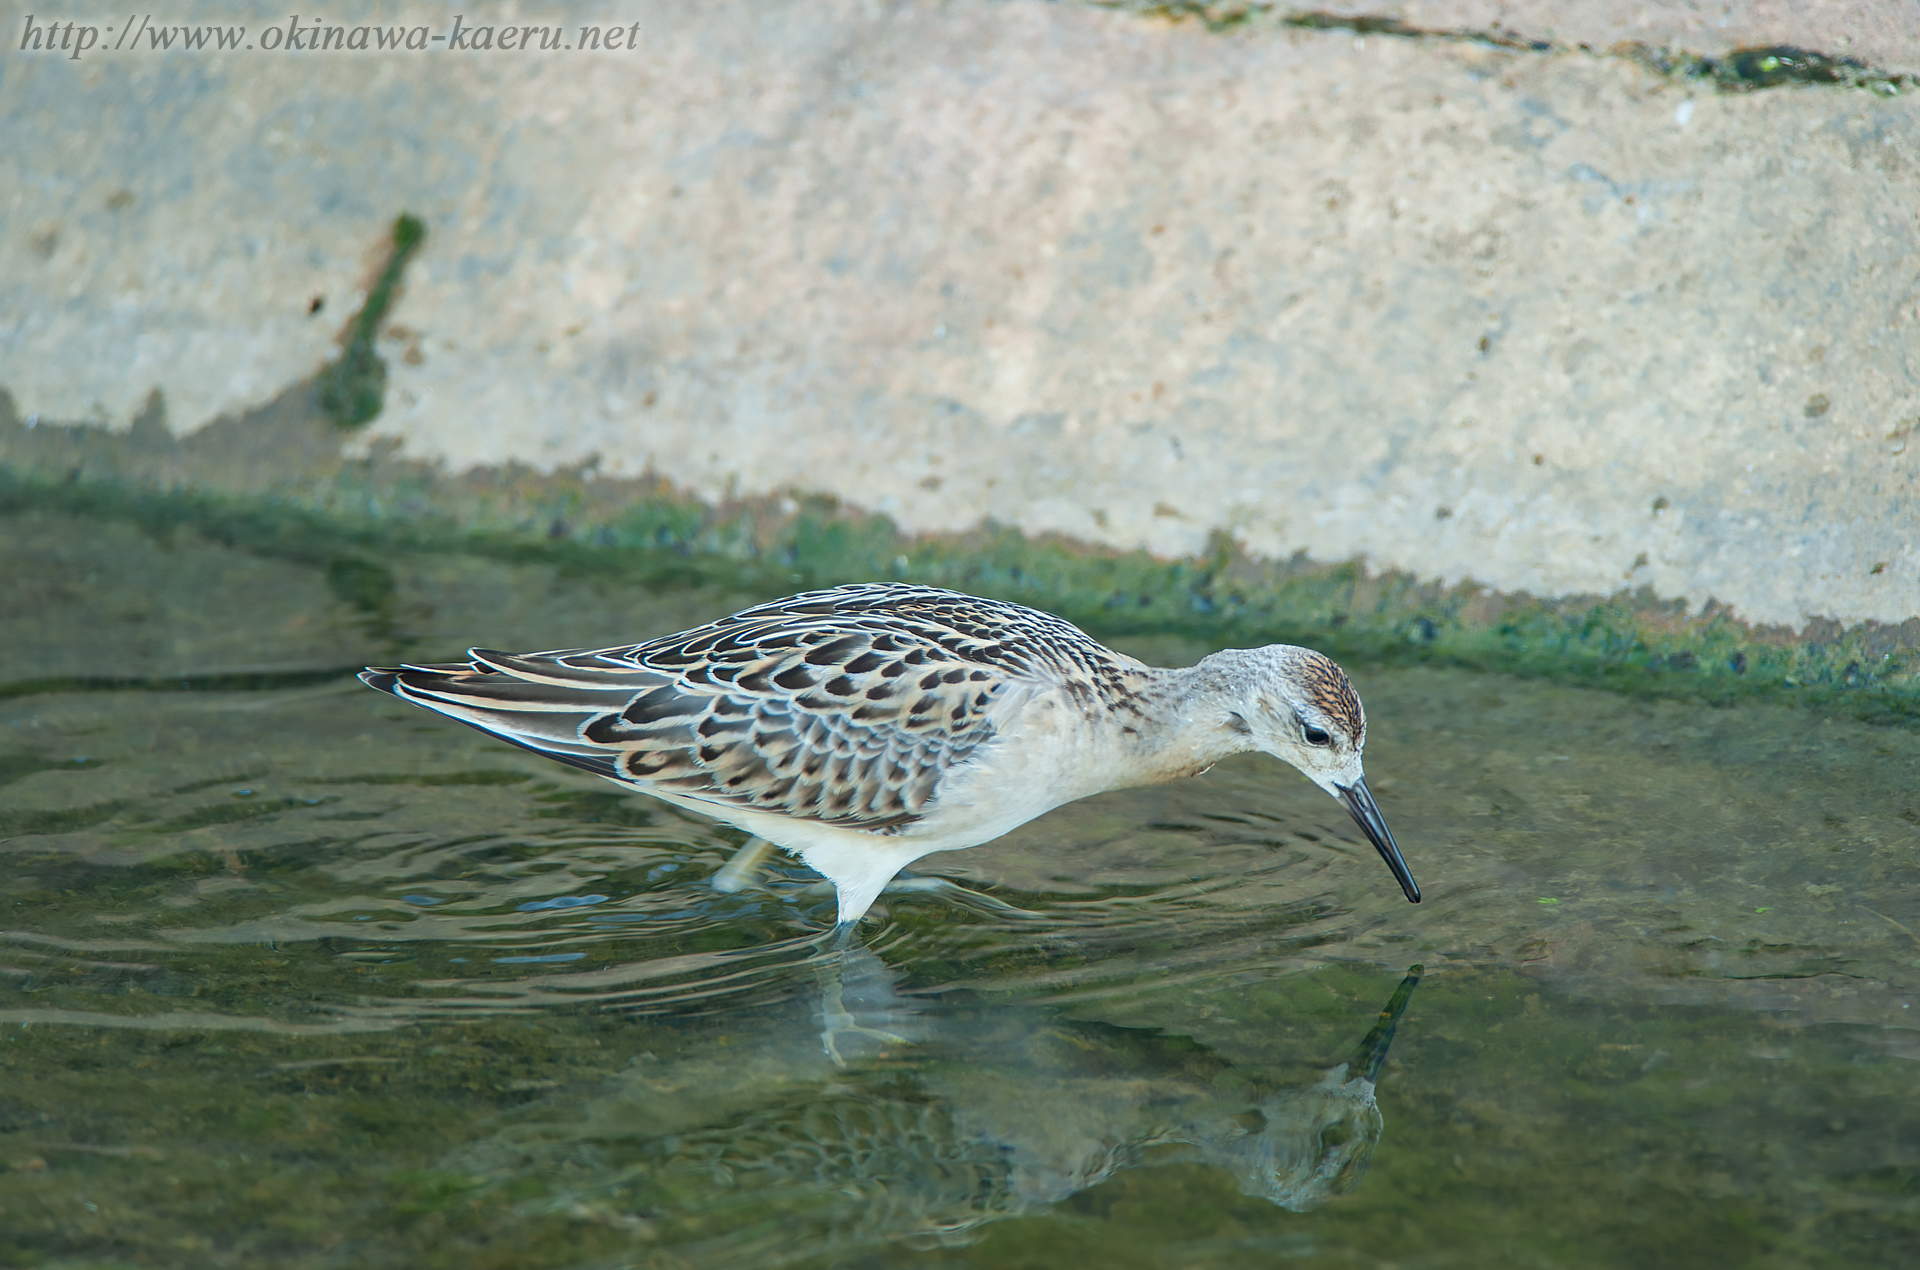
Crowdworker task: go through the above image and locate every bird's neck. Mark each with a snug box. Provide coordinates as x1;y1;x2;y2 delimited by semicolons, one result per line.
1109;661;1253;785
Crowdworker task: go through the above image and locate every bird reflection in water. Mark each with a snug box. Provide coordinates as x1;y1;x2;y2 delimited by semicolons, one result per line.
458;952;1423;1259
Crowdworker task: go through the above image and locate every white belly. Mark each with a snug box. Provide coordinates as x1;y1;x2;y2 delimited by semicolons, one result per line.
625;686;1154;924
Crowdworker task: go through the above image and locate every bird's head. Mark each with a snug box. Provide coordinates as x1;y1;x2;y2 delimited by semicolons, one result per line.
1199;645;1420;903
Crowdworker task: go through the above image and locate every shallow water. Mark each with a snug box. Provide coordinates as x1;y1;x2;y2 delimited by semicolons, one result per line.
2;510;1917;1267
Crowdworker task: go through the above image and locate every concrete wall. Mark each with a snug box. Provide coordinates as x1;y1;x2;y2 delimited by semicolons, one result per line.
3;0;1916;629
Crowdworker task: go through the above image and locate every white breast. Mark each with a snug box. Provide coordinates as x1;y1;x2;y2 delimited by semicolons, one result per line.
902;682;1151;849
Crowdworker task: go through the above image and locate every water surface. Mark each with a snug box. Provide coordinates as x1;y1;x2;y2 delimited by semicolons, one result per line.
2;510;1916;1267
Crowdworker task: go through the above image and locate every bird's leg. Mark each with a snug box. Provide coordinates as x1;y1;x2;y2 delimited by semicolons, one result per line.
813;936;918;1068
788;874;1040;922
711;835;776;893
790;874;1043;920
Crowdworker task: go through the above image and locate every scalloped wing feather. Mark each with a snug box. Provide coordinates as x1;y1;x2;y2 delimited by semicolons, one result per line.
359;586;1107;832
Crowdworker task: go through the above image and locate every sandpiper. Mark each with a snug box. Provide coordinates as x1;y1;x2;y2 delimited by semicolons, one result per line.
361;583;1419;924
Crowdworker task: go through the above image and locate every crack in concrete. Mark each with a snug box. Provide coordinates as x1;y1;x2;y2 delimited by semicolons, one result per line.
1084;3;1911;94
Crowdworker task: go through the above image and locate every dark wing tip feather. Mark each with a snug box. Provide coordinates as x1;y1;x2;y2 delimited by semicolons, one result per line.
480;730;623;781
361;660;486;694
359;660;625;782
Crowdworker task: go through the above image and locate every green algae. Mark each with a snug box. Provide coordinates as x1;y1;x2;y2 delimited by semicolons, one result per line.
314;214;428;430
0;462;1913;726
1627;42;1910;96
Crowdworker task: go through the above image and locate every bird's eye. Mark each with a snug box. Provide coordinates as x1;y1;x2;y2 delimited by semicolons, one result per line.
1302;724;1332;747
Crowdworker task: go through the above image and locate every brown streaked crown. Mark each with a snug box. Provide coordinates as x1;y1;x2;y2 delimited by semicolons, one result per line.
1297;651;1365;744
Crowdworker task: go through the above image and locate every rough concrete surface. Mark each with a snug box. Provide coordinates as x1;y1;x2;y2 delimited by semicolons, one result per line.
2;0;1916;630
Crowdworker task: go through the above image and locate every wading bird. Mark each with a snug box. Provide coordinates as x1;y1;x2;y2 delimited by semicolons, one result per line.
361;583;1420;924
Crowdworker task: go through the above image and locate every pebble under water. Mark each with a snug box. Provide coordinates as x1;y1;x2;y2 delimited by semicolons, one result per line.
2;510;1917;1268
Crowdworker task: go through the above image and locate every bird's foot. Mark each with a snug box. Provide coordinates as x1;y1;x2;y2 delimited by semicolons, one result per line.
814;941;922;1067
819;1013;913;1068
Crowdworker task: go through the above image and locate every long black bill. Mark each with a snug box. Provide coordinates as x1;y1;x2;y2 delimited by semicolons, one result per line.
1351;964;1424;1082
1338;777;1421;903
